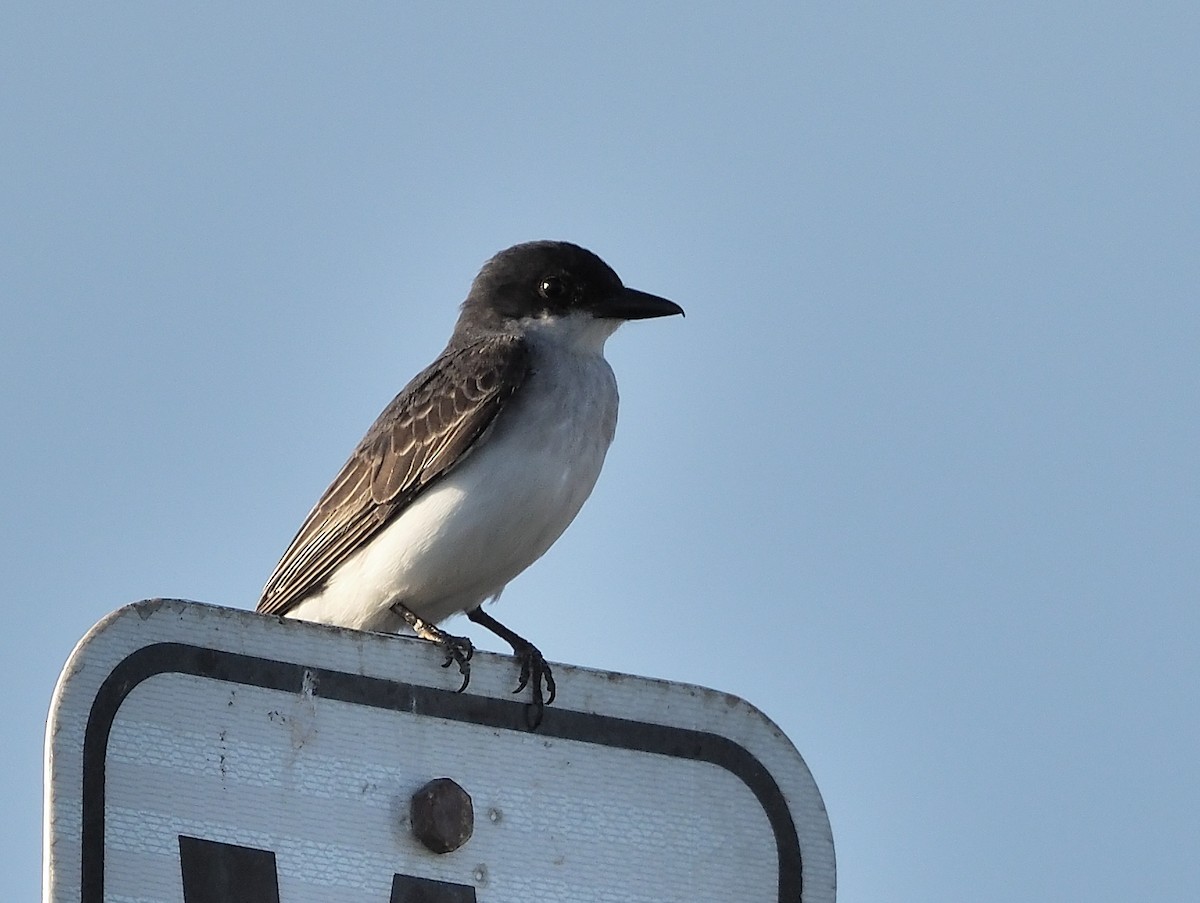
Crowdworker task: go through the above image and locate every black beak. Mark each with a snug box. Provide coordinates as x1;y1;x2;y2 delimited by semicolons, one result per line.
598;286;686;321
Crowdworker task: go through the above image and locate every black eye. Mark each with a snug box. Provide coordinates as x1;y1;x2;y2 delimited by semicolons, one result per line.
538;276;568;300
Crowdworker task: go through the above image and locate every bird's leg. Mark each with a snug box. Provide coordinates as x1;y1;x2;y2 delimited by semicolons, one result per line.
467;608;556;729
390;601;474;692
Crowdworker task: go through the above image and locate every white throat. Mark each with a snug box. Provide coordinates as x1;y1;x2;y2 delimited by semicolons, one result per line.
520;310;622;356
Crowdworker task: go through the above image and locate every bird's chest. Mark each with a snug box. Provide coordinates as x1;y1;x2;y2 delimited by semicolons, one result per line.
395;342;620;590
486;352;618;507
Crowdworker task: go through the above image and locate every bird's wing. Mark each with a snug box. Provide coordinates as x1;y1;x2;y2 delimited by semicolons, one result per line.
257;334;531;617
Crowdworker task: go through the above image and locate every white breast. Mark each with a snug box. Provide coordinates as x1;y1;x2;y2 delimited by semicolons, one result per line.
286;315;621;632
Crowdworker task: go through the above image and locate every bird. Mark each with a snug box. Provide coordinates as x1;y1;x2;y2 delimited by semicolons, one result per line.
258;240;683;726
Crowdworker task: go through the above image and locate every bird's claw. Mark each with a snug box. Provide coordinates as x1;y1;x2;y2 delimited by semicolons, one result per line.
390;602;475;693
463;607;556;730
513;644;556;729
439;634;475;692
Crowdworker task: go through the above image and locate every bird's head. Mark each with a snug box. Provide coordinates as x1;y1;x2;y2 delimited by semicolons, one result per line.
457;241;683;340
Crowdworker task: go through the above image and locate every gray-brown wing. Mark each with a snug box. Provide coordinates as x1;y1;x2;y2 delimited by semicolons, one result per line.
257;334;531;616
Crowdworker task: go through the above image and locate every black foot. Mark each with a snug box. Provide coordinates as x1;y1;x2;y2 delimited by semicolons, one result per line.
467;607;555;729
391;602;475;692
513;643;556;730
437;632;475;692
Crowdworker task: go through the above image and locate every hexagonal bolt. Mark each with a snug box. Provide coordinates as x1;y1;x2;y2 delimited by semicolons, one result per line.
410;778;474;854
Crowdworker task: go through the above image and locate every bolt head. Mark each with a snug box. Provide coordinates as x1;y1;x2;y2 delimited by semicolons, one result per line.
410;778;474;854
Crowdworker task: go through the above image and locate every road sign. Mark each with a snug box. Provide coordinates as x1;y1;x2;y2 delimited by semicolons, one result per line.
44;599;835;902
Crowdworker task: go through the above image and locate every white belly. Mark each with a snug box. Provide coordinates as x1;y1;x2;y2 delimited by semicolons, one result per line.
286;345;619;632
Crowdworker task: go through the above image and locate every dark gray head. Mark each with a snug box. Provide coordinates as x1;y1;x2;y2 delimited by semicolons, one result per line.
456;241;683;336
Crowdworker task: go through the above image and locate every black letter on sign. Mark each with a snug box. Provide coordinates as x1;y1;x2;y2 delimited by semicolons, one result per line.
178;834;477;902
391;873;478;903
179;836;281;903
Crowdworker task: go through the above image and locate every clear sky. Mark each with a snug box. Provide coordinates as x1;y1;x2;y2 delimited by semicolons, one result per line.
5;3;1197;901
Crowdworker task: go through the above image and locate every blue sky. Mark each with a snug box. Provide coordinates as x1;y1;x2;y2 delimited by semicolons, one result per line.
4;3;1198;901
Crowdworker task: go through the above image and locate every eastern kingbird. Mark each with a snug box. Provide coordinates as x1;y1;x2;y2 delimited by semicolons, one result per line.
258;241;683;726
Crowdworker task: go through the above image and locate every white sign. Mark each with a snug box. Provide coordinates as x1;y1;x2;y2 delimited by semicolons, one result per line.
44;599;835;902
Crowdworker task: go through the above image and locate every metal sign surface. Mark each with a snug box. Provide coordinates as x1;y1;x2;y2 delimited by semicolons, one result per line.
44;599;835;902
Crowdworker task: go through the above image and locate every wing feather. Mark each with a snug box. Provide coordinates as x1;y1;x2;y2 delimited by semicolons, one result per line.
257;334;531;616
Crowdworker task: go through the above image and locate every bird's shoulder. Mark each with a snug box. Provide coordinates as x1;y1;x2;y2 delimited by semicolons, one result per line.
358;332;533;502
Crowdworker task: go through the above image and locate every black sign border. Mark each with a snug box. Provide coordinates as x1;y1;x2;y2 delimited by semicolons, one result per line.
82;642;802;901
